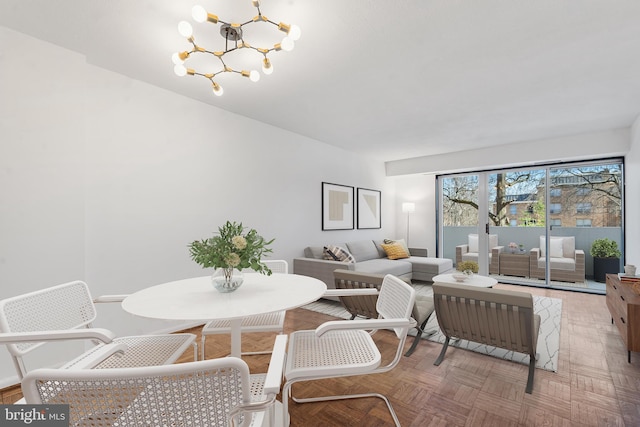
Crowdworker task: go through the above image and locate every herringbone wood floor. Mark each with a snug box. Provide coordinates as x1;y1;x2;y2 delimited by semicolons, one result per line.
2;284;640;426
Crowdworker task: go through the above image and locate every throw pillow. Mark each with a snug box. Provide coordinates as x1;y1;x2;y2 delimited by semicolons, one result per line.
323;245;356;263
468;234;479;253
550;238;564;258
381;243;410;260
383;238;410;254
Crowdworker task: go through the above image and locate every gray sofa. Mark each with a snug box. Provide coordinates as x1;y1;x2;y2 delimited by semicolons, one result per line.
293;239;453;300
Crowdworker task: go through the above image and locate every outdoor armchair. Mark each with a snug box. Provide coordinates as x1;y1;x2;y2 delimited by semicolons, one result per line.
530;236;585;283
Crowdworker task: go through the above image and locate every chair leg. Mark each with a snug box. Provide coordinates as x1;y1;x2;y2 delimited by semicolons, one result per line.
404;316;432;357
283;378;401;427
434;337;451;366
526;353;536;394
404;332;422;357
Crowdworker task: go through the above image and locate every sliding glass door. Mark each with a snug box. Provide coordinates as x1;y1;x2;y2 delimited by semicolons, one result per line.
438;158;624;293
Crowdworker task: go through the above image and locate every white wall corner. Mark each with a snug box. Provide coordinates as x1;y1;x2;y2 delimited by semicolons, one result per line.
626;116;640;264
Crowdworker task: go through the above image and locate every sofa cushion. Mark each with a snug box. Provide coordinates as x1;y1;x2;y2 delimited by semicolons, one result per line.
550;238;563;258
380;242;410;260
346;240;380;262
562;236;575;258
467;234;497;253
354;259;412;276
538;256;575;271
323;245;355;263
462;252;478;263
468;234;479;253
372;240;388;258
409;257;453;275
539;236;575;259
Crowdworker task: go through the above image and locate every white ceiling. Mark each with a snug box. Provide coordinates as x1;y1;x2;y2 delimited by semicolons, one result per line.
2;0;640;162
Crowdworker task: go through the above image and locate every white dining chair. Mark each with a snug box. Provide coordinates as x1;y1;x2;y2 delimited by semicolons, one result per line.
0;280;197;381
281;274;416;426
22;334;288;427
201;259;288;360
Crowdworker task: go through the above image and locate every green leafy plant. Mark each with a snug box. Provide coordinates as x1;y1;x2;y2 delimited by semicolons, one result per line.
189;221;275;275
457;260;479;274
590;238;621;258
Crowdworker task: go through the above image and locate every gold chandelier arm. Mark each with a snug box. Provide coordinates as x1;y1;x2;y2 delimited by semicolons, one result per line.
174;1;300;95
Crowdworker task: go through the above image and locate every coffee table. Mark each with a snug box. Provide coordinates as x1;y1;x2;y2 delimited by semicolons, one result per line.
432;273;497;288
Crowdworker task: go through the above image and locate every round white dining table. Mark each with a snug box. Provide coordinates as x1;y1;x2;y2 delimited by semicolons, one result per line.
122;273;326;358
432;273;497;288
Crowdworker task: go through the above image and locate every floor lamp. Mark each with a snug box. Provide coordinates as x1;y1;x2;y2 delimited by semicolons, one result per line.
402;202;415;246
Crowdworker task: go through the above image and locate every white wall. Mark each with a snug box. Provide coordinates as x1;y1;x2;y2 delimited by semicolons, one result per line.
390;175;437;256
627;116;640;263
386;128;630;176
0;27;393;386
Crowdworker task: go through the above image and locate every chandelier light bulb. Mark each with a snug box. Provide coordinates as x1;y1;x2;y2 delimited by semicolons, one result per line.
262;58;273;75
212;82;224;96
249;70;260;82
192;5;207;23
171;52;184;65
281;36;294;52
289;25;301;41
173;64;187;76
177;21;193;38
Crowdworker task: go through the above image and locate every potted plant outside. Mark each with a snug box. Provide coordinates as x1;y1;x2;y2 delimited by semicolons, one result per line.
457;260;479;276
590;238;621;283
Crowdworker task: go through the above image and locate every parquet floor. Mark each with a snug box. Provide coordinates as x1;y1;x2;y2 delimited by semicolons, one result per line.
2;284;639;426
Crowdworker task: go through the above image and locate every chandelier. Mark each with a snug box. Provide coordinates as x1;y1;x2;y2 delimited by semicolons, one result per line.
172;1;301;96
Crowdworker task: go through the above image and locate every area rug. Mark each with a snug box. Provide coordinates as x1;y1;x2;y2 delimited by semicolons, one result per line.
301;294;562;373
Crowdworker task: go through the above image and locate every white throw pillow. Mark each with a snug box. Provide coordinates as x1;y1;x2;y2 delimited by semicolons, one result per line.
550;238;564;258
468;234;479;253
540;236;566;258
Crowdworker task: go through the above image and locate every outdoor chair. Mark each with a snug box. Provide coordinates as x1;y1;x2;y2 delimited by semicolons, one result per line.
0;280;196;381
282;274;416;426
456;233;501;274
201;260;288;359
21;334;288;427
530;236;585;283
333;269;435;356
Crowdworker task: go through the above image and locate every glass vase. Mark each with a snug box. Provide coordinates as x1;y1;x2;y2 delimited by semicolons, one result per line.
211;267;244;293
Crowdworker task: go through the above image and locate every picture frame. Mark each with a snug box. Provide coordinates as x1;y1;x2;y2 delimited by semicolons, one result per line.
357;188;382;229
322;182;354;230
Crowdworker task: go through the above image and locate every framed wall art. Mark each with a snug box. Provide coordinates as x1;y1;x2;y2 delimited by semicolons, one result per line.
322;182;354;230
357;187;381;229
